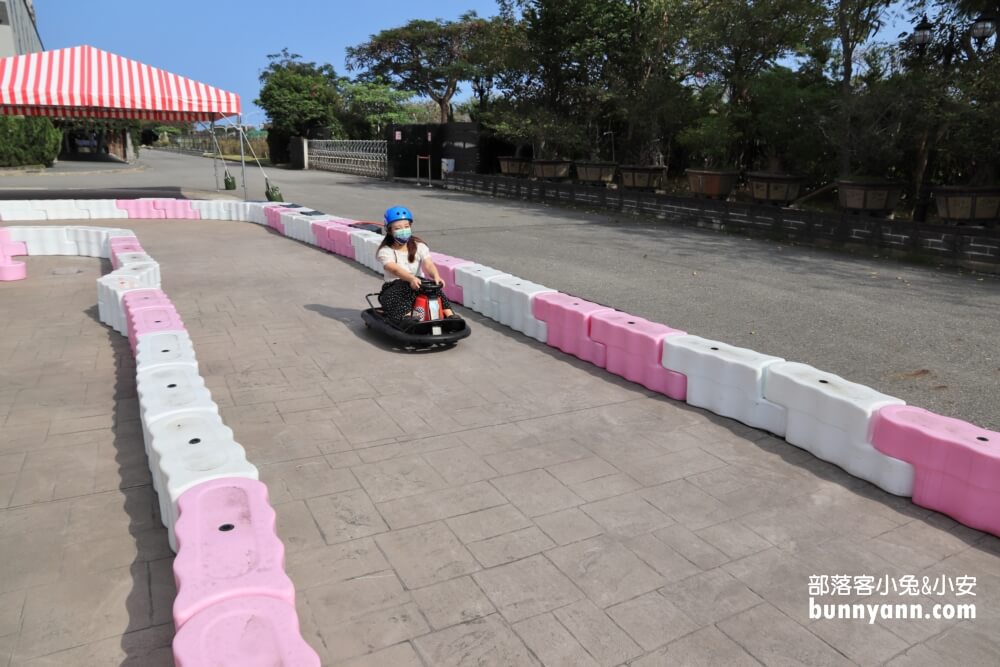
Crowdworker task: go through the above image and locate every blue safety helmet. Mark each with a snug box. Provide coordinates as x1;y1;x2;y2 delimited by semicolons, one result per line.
384;206;413;227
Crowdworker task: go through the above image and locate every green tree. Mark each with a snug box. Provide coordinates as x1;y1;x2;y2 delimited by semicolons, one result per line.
255;48;344;139
0;116;61;167
487;0;636;158
748;66;837;179
346;14;487;123
339;80;413;139
600;0;694;165
896;2;999;217
685;0;823;166
824;0;894;176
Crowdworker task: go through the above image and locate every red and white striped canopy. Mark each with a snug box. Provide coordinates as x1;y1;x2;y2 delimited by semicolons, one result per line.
0;45;241;121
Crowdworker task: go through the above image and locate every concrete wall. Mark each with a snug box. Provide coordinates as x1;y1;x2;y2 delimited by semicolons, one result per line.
0;0;42;57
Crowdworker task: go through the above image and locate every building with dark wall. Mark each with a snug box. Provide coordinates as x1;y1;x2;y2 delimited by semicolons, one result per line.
386;122;520;179
0;0;42;57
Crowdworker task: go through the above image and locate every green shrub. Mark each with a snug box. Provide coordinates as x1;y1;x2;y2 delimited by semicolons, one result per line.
0;116;62;167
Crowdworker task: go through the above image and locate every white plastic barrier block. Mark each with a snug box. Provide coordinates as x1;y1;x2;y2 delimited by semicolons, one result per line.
4;225;78;255
137;364;219;456
116;251;157;271
350;230;382;272
454;263;514;319
763;361;912;495
136;331;198;373
245;202;273;225
146;411;228;516
97;267;163;334
98;274;144;332
189;199;238;221
116;251;152;265
147;411;258;551
66;226;110;258
116;260;161;291
487;276;555;342
662;335;787;436
281;213;318;245
228;201;252;222
31;200;89;220
76;200;129;219
0;201;48;221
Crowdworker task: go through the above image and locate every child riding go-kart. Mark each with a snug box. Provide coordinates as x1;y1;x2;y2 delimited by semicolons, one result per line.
361;205;471;348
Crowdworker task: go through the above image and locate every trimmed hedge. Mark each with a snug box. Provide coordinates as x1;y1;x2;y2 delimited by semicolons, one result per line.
0;116;62;167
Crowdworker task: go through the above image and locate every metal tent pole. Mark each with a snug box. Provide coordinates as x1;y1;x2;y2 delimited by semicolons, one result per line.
211;120;219;190
238;114;248;201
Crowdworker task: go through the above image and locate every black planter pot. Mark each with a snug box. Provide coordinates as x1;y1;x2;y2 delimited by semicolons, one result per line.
837;179;904;215
933;185;1000;225
620;165;666;190
498;156;531;177
686;168;739;198
747;171;802;205
574;161;618;185
532;159;573;180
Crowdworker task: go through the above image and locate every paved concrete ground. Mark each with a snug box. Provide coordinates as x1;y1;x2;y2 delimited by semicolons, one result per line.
2;150;996;430
1;218;999;666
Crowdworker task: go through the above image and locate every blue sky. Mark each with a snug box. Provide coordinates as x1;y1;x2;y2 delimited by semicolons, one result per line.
36;0;501;126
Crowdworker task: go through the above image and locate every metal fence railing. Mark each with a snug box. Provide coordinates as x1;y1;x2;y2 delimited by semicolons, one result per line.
308;139;387;178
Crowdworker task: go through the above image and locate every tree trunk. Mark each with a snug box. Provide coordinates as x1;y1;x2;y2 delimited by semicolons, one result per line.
910;126;931;221
911;123;946;222
838;5;854;177
438;98;449;124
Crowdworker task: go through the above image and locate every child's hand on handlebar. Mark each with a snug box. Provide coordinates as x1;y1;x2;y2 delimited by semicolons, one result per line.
408;276;422;290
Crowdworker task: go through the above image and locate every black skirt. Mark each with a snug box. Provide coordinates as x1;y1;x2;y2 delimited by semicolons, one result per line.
378;279;452;321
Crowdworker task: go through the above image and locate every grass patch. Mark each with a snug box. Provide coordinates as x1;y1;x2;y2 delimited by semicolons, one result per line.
201;152;271;166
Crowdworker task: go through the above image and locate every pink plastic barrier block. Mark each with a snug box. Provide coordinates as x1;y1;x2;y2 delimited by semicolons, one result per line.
153;199;201;219
116;199;167;219
590;310;688;399
532;292;615;367
172;478;295;629
264;205;292;234
0;238;27;281
109;236;141;248
872;405;1000;535
311;219;357;251
310;220;345;252
429;252;472;304
173;595;320;667
310;221;336;251
325;224;357;259
127;304;185;354
122;288;172;311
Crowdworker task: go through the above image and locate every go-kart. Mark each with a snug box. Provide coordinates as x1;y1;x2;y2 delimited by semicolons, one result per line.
361;278;471;348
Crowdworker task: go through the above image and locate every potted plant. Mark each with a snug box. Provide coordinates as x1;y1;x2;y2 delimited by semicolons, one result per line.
619;165;667;190
837;77;905;216
482;104;579;181
931;71;1000;226
532;158;573;180
498;155;531;177
575;158;618;185
679;111;740;199
746;68;833;205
